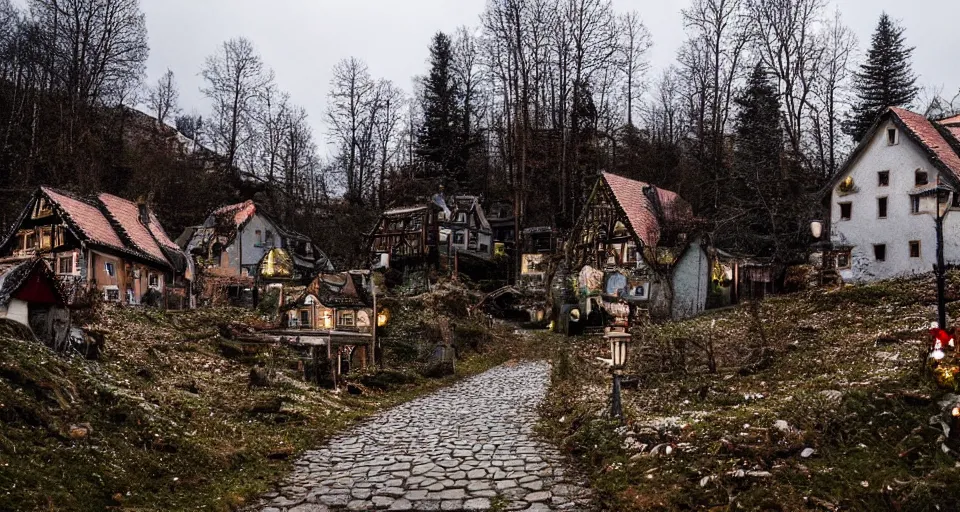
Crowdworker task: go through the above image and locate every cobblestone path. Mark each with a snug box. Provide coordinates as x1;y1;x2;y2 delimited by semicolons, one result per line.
258;361;591;511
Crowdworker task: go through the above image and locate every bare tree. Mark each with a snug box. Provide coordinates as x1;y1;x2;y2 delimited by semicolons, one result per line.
29;0;149;105
326;57;376;205
201;37;274;176
745;0;826;160
146;68;179;124
809;9;856;182
618;10;652;126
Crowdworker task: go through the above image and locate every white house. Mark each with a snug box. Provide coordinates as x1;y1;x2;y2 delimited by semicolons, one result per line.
826;107;960;283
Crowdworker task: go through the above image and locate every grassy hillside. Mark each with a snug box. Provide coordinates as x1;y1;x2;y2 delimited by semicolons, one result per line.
0;301;516;511
539;272;960;511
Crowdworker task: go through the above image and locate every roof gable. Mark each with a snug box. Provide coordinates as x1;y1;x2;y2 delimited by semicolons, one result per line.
600;172;691;247
98;193;168;264
42;187;125;249
828;108;960;194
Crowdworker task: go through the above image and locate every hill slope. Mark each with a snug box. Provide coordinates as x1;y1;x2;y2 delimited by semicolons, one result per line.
540;272;960;511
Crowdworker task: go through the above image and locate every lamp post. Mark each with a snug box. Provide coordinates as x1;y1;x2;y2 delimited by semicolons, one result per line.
810;220;824;286
935;180;952;331
606;331;631;421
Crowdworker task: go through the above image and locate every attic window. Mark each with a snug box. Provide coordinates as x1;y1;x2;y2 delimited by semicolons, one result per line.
916;170;929;186
104;262;116;277
887;128;899;145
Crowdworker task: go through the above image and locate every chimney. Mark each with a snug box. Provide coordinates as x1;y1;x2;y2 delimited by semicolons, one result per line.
137;197;150;226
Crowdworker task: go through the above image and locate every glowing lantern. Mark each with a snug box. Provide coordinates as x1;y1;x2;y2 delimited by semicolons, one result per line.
377;308;390;327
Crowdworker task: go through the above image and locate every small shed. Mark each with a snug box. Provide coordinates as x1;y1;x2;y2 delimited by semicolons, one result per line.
0;259;70;347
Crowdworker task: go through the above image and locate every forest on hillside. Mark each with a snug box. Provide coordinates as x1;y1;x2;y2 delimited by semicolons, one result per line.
0;0;955;267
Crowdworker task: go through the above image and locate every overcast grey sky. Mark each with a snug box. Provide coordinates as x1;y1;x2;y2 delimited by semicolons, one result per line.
137;0;960;154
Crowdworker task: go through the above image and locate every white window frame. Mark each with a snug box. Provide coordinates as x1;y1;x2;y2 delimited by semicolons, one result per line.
103;285;120;302
887;128;899;145
148;272;160;288
104;261;116;277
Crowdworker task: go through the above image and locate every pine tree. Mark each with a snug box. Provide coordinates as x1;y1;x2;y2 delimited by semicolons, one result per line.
846;13;918;142
724;64;787;259
417;32;467;188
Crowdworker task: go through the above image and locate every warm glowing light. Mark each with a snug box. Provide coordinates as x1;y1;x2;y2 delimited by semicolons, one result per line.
952;407;960;417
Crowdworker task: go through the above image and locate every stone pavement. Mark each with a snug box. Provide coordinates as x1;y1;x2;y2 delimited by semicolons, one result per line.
257;361;591;511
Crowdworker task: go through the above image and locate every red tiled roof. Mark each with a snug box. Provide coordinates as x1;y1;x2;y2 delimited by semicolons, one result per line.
938;114;960;126
148;213;180;251
213;200;257;227
601;172;691;247
890;107;960;182
98;193;168;263
41;187;125;249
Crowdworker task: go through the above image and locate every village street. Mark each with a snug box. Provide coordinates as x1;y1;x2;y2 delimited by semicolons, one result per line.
257;361;591;512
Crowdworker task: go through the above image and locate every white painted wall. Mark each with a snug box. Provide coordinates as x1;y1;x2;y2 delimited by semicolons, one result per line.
0;299;29;326
830;119;960;283
672;239;710;319
224;213;279;275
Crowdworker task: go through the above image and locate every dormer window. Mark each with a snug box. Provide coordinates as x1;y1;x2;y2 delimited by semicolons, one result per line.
887;128;899;145
916;170;929;186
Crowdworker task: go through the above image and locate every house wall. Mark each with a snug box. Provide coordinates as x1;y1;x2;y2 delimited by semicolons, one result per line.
0;298;29;326
223;213;279;276
672;239;710;319
829;119;960;283
88;250;166;304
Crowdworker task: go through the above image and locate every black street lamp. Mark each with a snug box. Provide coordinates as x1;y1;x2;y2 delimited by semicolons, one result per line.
606;331;631;421
935;180;952;330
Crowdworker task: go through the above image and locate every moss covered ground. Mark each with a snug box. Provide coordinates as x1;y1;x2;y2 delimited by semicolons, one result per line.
537;272;960;511
0;297;521;511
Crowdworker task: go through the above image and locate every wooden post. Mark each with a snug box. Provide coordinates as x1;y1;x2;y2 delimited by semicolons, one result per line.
371;276;378;368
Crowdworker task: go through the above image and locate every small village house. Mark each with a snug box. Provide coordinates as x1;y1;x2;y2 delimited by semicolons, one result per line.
823;107;960;283
567;172;709;322
0;258;70;346
286;271;374;333
0;187;190;306
369;201;443;271
440;196;494;259
182;200;333;302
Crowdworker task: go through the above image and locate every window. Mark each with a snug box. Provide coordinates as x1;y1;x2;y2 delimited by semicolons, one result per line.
911;196;921;214
104;262;116;277
104;286;120;302
339;311;355;327
148;273;160;288
909;240;921;258
453;232;465;244
455;212;467;224
839;202;852;220
265;230;274;246
878;197;888;219
39;227;52;250
57;255;74;275
836;251;851;270
887;128;899;145
916;170;929;186
874;244;886;262
255;230;262;247
878;171;890;187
